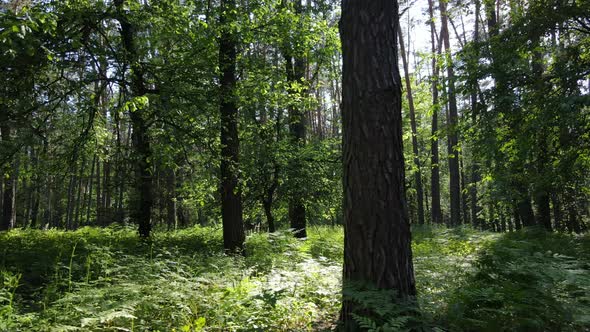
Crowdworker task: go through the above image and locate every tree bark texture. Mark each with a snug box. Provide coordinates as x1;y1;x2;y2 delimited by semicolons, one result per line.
116;0;153;238
340;0;417;328
440;0;462;226
1;124;16;231
219;0;245;252
283;0;308;238
398;29;425;225
428;0;442;224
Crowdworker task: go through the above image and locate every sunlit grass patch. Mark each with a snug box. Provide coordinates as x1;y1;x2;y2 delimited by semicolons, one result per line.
0;225;588;331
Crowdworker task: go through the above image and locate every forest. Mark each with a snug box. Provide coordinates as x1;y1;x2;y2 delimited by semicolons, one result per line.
0;0;589;330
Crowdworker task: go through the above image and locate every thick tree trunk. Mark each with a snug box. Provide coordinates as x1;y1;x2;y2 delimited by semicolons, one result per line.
440;0;462;226
340;1;416;329
398;29;425;225
428;0;442;224
219;0;245;252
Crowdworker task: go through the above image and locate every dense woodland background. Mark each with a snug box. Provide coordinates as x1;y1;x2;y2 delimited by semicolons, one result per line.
1;0;590;330
1;0;589;236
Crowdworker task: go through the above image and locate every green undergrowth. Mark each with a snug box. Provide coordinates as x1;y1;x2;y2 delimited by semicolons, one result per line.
0;225;588;331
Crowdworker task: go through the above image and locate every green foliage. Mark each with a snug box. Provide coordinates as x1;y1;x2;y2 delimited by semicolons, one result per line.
0;226;342;331
446;228;590;331
1;226;590;330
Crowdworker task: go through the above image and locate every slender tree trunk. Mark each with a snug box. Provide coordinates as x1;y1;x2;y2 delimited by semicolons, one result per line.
116;0;153;238
460;155;470;225
470;0;481;228
552;193;564;231
440;0;462;226
165;168;177;230
531;37;552;232
518;193;536;227
1;125;16;231
95;158;102;226
279;0;308;238
85;154;96;225
428;0;442;224
219;0;245;252
103;161;111;225
65;168;77;229
30;148;39;228
264;108;282;233
340;1;416;328
398;29;425;225
73;158;85;229
513;203;522;230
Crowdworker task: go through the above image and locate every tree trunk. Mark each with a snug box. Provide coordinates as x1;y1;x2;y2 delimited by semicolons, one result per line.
85;154;96;225
219;0;245;252
518;194;536;227
552;193;564;231
73;158;85;229
470;0;482;229
398;29;425;225
103;160;112;226
165;168;177;230
428;0;442;224
440;0;462;226
116;0;153;238
1;125;16;231
340;1;416;329
281;0;308;238
30;148;40;228
95;158;102;226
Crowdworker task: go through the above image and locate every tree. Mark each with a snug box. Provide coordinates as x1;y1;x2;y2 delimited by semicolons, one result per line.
340;0;416;328
428;0;442;224
280;0;308;238
219;0;245;252
439;0;462;226
115;0;154;238
398;28;425;225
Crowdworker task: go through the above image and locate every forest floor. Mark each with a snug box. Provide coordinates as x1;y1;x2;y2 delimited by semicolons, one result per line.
0;225;589;331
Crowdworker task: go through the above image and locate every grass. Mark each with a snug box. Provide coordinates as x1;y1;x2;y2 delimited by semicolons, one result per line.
0;224;589;331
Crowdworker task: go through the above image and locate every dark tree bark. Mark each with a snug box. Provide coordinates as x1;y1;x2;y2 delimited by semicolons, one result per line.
73;158;85;229
262;108;282;233
281;0;308;238
340;0;416;328
518;194;536;227
115;0;153;238
470;0;482;228
440;0;462;226
103;160;112;225
95;157;101;226
552;193;564;231
30;148;40;228
398;29;425;225
85;154;96;225
165;168;177;230
1;124;16;231
531;37;552;232
219;0;245;252
428;0;442;224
